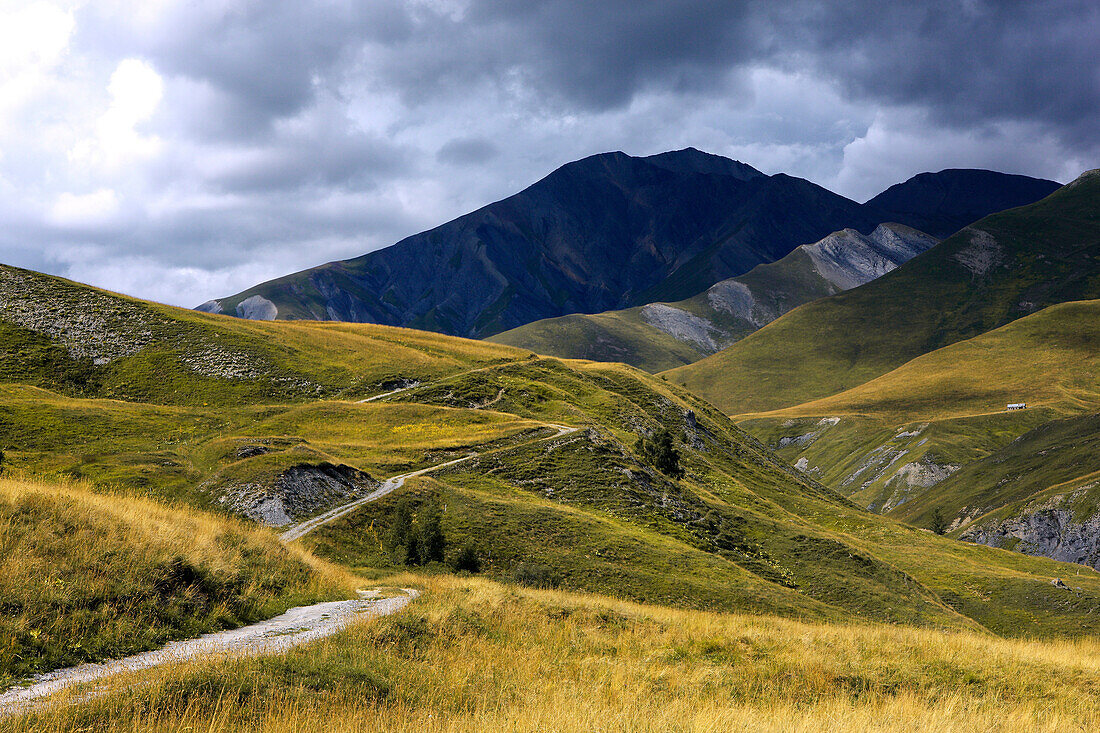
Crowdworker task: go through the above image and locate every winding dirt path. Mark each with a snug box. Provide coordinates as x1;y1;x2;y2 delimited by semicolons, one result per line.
0;589;419;716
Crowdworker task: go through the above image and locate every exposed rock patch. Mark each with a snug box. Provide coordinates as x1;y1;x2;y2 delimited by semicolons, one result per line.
802;224;938;291
705;280;765;326
236;294;278;321
216;462;379;527
640;303;725;351
952;228;1004;276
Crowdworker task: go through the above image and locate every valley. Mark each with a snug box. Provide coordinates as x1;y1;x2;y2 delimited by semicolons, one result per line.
1;157;1097;731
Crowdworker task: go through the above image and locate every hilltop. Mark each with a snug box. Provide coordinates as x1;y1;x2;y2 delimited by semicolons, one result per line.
490;223;938;371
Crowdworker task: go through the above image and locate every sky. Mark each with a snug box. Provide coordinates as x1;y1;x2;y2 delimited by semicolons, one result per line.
1;0;1097;307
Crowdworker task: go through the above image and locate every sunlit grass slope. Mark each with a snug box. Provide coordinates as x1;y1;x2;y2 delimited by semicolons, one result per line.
743;299;1100;424
6;264;1100;639
665;172;1100;414
0;475;355;688
733;300;1100;518
0;264;525;406
11;574;1100;732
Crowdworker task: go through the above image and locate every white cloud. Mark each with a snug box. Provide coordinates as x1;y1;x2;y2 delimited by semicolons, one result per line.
50;188;119;225
0;2;74;134
70;58;164;171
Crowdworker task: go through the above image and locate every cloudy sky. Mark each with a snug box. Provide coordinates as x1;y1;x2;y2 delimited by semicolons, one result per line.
1;0;1096;307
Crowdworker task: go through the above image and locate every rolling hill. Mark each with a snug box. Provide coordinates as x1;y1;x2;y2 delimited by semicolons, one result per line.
199;149;1057;339
3;263;1100;648
489;223;938;371
666;169;1100;414
740;297;1099;503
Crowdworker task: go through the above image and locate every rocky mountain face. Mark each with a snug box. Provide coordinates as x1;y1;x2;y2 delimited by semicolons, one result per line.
200;149;1057;339
490;223;938;371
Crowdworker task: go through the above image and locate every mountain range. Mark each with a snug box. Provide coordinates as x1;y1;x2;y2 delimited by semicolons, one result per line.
489;222;939;371
197;149;1059;339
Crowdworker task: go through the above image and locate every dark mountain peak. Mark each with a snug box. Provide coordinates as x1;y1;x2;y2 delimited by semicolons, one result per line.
642;147;764;180
865;168;1061;237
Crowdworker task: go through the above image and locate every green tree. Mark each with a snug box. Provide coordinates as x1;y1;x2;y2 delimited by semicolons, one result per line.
450;541;481;573
417;501;446;564
930;507;948;536
636;429;684;478
387;499;414;558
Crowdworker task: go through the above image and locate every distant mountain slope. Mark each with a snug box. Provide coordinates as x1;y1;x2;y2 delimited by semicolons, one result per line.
866;169;1061;238
200;148;880;337
200;149;1057;339
666;170;1100;414
489;223;938;371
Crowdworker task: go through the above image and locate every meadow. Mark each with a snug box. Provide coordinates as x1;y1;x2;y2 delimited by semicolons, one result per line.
8;574;1100;732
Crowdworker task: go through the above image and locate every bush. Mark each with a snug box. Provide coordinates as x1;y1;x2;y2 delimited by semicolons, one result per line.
930;507;948;536
450;542;481;573
634;428;684;478
386;498;445;566
512;562;563;589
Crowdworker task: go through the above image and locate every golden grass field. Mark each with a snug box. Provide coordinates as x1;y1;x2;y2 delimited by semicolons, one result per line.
9;573;1100;732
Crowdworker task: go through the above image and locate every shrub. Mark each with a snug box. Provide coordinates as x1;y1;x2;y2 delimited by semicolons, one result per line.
634;428;684;478
930;507;948;535
450;542;481;573
512;562;563;589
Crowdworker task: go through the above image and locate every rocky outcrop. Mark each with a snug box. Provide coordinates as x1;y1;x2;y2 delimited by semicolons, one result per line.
802;224;938;291
962;487;1100;569
640;303;724;350
217;462;379;527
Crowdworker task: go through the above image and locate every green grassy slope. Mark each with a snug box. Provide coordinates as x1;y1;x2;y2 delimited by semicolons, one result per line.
665;171;1100;414
735;299;1100;516
5;266;1100;640
891;413;1100;536
490;223;936;372
0;264;526;406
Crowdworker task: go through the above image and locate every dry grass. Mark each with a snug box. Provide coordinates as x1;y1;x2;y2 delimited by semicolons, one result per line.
11;574;1100;732
0;474;357;685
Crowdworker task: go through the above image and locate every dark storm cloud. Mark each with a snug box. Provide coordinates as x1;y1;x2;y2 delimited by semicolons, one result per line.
75;0;1100;157
771;0;1100;145
3;0;1095;308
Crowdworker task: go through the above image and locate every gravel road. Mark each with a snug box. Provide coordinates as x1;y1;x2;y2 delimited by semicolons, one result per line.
0;589;419;716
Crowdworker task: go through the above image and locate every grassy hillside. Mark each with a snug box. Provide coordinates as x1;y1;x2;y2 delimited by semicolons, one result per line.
0;475;355;688
892;412;1100;536
743;299;1100;423
666;170;1100;414
11;575;1100;732
736;300;1100;514
6;264;1100;653
490;223;937;372
0;264;525;407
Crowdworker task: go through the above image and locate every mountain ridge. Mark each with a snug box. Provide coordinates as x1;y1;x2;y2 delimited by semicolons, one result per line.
666;170;1100;414
489;222;939;371
199;149;1058;339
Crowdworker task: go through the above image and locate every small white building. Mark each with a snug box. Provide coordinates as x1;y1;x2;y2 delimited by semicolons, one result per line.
1006;403;1027;411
